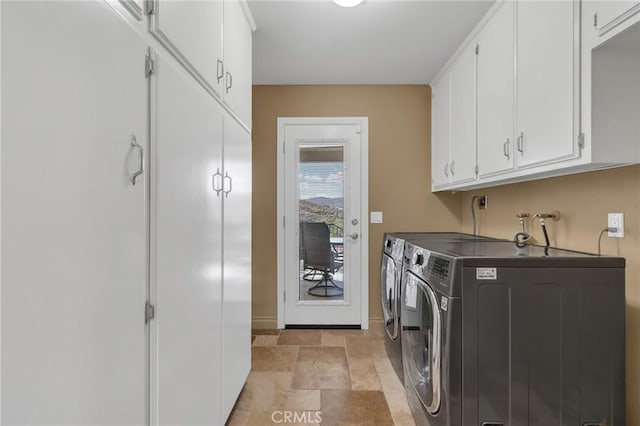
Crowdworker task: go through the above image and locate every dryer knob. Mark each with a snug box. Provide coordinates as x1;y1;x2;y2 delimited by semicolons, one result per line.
415;253;424;266
386;239;392;249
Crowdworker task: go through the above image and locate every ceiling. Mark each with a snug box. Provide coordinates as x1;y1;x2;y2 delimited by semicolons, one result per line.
247;0;494;85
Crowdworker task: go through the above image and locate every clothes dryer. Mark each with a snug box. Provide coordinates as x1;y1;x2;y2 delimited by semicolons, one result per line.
401;240;625;426
380;233;499;385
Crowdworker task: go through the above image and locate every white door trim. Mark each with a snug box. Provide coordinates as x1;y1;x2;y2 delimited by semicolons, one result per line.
276;117;369;329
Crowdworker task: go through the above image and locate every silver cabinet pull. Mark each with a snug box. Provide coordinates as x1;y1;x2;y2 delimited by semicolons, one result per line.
212;168;223;196
216;59;224;84
450;160;455;176
517;132;524;154
348;232;359;240
444;163;449;177
130;135;144;186
503;138;510;159
223;172;232;197
225;72;233;93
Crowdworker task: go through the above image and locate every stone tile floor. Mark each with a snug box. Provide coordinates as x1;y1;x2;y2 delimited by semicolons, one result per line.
226;326;416;426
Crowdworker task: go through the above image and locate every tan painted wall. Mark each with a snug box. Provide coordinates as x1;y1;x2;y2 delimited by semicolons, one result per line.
460;166;640;425
251;85;462;329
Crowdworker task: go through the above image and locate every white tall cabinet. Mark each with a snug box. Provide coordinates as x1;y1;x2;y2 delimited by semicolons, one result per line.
2;2;148;424
2;1;253;424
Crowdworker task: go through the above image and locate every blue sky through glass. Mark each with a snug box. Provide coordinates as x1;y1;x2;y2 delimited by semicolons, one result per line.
298;162;344;200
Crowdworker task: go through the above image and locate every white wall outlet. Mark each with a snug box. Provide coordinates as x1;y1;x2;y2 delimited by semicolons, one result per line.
370;211;383;224
608;213;624;238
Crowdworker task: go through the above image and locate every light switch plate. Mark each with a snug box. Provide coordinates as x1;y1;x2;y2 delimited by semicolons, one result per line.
370;211;383;224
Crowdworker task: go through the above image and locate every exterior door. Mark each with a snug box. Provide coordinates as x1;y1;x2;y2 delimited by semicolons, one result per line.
279;118;368;326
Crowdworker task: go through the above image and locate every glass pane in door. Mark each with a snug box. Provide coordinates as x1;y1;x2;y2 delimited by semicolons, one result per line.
298;146;345;301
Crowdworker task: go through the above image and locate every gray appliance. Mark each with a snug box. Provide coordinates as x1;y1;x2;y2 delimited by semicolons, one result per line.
380;233;500;385
401;240;625;426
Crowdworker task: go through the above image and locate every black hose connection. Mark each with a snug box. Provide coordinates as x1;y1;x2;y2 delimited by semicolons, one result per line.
514;213;531;247
533;211;561;255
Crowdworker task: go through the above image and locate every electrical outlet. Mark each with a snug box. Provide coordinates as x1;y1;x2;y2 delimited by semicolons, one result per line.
608;213;624;238
477;196;487;210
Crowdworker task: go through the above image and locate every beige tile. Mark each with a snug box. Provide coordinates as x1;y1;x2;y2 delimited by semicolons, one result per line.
320;390;394;425
252;329;281;335
373;357;395;375
277;329;322;346
345;336;387;360
239;372;293;412
321;329;364;336
252;346;298;372
363;322;386;337
347;358;382;391
292;346;351;390
320;332;345;347
378;371;414;426
284;389;322;411
253;335;279;346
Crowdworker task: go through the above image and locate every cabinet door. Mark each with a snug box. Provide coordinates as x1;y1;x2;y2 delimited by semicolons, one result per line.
223;0;253;129
477;1;515;177
516;0;577;167
151;0;224;97
221;117;253;421
595;1;640;34
153;53;224;425
450;43;478;184
431;73;452;188
2;2;147;424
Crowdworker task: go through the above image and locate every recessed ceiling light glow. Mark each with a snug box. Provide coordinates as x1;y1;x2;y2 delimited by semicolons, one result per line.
333;0;364;7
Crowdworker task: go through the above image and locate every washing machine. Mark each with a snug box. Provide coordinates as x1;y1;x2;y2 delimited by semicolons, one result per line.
401;240;626;426
380;233;500;385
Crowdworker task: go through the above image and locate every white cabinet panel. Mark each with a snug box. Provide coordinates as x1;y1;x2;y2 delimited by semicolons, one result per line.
450;43;477;184
2;2;147;424
221;117;252;421
477;1;515;177
153;54;224;426
516;0;577;167
223;0;253;128
151;0;224;97
595;1;640;33
431;73;451;189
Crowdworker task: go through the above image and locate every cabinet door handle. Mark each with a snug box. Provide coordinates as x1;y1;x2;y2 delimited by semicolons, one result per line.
217;59;224;84
444;163;449;177
450;160;455;176
130;135;144;186
503;138;510;159
225;72;233;93
223;172;232;197
212;168;223;196
517;132;524;154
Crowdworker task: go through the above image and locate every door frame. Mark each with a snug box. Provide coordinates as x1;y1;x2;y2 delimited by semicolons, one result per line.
276;117;369;329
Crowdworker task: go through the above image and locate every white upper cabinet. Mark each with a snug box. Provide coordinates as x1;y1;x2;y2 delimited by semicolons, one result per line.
223;0;253;128
515;0;578;168
450;43;478;184
431;73;452;189
150;0;224;97
593;1;640;36
477;1;515;178
149;0;253;129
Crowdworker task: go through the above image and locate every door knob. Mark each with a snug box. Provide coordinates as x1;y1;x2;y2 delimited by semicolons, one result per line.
348;232;359;240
